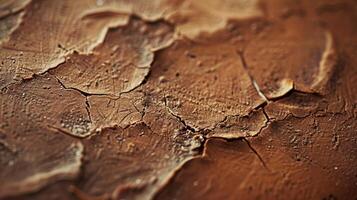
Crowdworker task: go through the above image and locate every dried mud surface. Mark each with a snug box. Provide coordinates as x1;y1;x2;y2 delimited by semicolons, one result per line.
0;0;356;199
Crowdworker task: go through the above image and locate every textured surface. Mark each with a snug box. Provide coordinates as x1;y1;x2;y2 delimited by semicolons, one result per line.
0;0;356;199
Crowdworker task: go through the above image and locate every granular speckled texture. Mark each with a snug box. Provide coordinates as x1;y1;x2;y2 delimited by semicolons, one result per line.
0;0;356;199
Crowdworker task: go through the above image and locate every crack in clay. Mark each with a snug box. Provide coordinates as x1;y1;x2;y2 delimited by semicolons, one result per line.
153;47;325;142
161;91;271;140
84;97;93;123
243;138;270;171
164;97;197;132
57;44;72;53
237;50;268;102
152;136;270;198
159;87;272;184
253;108;270;136
237;49;325;123
49;72;108;97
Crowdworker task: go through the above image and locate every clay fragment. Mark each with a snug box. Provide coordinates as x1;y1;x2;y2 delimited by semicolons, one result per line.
145;38;265;130
51;18;174;95
0;0;129;88
0;74;92;137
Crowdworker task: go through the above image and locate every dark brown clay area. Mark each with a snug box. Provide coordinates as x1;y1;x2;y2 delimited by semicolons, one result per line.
0;0;356;200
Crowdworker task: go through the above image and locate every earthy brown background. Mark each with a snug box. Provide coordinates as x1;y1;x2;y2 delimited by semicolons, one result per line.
0;0;356;199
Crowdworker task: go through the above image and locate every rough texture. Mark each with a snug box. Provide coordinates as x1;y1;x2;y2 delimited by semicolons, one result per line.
0;0;357;199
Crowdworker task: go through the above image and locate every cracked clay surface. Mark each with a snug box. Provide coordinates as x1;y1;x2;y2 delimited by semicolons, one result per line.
0;0;356;199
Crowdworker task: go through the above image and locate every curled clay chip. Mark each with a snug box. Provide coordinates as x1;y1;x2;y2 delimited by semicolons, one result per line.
145;39;265;130
264;91;322;120
210;108;268;139
51;18;174;95
244;18;338;98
